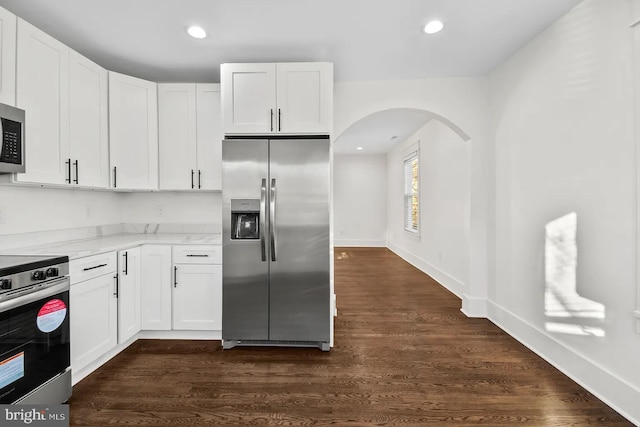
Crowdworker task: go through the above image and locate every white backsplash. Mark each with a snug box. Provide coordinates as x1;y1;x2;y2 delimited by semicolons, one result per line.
0;223;220;252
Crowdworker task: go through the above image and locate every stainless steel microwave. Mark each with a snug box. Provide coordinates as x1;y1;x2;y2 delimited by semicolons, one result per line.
0;102;25;173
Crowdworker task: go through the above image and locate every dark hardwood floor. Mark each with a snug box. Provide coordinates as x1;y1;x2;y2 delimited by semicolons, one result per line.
69;247;632;426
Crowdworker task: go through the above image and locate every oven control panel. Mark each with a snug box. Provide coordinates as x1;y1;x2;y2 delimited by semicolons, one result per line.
0;259;69;299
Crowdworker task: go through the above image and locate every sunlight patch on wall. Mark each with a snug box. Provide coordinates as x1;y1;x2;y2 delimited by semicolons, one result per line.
544;212;605;337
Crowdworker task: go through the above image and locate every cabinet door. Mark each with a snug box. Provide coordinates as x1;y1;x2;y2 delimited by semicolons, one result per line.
118;247;141;343
69;50;108;188
140;245;172;330
109;71;158;190
196;84;222;190
158;83;197;190
173;264;221;330
0;6;16;106
276;62;333;134
70;274;118;374
15;19;69;185
221;63;276;134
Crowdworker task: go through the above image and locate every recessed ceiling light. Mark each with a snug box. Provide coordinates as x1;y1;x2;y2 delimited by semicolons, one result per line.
423;20;444;35
186;25;207;39
356;147;364;151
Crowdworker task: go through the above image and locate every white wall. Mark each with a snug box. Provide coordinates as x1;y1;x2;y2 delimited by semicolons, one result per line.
489;0;639;423
0;186;121;235
333;154;386;246
387;120;470;297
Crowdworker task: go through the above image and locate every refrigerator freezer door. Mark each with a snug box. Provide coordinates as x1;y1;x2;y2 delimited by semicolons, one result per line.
268;138;330;342
222;139;270;340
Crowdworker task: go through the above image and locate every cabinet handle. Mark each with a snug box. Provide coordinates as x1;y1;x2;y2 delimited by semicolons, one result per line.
278;108;281;132
73;160;79;184
198;170;202;189
270;109;274;132
191;169;195;189
114;274;119;298
65;158;71;184
123;252;128;275
186;254;209;257
113;166;117;188
83;263;107;271
174;266;178;287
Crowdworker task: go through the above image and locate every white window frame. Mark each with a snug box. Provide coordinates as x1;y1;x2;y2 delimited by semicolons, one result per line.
403;144;420;235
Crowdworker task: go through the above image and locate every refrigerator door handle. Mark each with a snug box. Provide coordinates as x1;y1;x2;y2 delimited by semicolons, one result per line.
270;178;277;261
260;178;267;262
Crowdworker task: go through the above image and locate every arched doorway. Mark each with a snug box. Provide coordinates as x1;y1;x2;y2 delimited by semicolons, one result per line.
332;107;472;304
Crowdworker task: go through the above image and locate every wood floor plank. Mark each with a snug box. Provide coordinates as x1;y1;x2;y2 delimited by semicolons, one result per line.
69;247;632;426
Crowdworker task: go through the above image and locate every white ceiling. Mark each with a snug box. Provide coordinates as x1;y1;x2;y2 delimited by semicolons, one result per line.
334;109;433;154
0;0;581;152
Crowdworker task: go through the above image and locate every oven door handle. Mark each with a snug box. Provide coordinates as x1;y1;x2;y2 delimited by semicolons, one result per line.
0;278;70;313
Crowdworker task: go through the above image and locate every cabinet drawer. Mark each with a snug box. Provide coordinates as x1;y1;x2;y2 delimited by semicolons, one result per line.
70;252;117;285
172;245;221;264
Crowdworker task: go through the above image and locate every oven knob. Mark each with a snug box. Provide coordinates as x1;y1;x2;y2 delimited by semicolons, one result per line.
32;270;46;281
0;279;11;290
46;267;59;277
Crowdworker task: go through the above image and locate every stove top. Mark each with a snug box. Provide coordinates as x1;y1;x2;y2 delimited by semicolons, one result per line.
0;255;69;277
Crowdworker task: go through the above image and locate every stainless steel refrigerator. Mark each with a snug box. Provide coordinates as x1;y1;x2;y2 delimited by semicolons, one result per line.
222;137;330;351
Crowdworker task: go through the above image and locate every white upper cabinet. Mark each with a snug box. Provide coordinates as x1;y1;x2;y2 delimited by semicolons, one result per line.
196;84;223;190
221;62;332;135
158;83;222;190
12;19;108;188
276;63;333;134
0;6;16;106
109;71;158;190
69;50;109;188
15;18;70;185
158;83;197;190
221;63;275;134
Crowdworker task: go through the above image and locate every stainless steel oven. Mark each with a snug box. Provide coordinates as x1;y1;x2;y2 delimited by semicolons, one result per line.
0;255;71;404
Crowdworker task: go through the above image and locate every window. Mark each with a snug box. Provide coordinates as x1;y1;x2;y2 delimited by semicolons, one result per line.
403;149;419;234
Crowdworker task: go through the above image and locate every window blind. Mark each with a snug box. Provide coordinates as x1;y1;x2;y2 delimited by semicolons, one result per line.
404;151;419;233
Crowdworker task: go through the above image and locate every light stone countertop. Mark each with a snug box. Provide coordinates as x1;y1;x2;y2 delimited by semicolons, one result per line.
3;233;222;260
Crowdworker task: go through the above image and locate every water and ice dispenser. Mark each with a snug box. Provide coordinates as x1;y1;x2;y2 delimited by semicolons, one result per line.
230;199;260;240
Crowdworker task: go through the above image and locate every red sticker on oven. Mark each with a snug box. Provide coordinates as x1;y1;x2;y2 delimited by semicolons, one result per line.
37;299;67;333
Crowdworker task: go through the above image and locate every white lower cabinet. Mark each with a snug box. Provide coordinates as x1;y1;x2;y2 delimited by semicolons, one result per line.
140;245;222;332
140;245;172;330
117;247;141;343
69;252;118;376
173;264;222;330
71;244;220;381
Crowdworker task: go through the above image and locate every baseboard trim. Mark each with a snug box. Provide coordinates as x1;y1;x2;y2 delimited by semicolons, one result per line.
488;300;639;426
334;239;386;247
138;330;221;340
461;293;488;318
386;241;465;298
